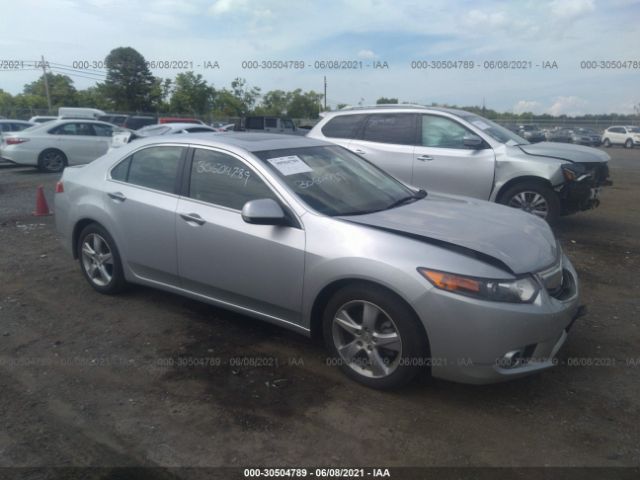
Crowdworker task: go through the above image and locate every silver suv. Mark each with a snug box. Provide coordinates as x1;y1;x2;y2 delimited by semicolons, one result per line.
308;106;611;224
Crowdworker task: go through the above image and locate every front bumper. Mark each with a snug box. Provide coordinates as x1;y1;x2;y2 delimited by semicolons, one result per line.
414;255;581;384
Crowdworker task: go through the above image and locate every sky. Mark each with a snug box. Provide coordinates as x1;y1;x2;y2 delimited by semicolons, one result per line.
0;0;639;114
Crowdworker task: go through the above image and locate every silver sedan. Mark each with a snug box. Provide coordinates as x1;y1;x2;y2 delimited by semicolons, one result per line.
55;133;583;388
0;119;124;172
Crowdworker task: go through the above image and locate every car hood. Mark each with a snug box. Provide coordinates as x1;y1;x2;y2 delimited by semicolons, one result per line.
339;195;558;275
517;142;609;163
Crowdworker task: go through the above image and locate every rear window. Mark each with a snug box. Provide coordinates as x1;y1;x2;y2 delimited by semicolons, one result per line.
111;146;185;194
265;118;277;128
321;114;366;139
361;114;416;145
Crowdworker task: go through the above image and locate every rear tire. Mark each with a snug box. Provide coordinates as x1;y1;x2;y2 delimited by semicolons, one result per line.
603;138;611;148
499;181;561;225
38;149;67;173
322;283;428;389
77;223;127;294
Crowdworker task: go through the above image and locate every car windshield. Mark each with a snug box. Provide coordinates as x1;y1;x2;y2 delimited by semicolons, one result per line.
254;145;418;216
628;127;640;133
459;114;529;146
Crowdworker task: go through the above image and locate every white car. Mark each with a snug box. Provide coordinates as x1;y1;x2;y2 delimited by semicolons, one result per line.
602;125;640;148
0;119;124;172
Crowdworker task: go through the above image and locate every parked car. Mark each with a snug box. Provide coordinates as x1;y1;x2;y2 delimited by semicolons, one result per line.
602;125;640;148
98;114;129;127
0;119;125;173
137;123;218;136
570;127;602;146
243;116;304;135
307;105;611;224
517;124;546;143
55;133;583;388
158;117;204;125
28;116;58;124
58;107;106;120
122;116;157;130
545;127;573;143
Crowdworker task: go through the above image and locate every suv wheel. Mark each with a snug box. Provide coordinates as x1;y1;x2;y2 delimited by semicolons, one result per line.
323;283;427;389
499;181;561;225
603;138;611;148
625;139;633;149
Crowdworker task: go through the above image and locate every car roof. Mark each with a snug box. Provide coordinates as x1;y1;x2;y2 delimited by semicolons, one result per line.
133;132;330;152
0;119;33;123
320;105;474;118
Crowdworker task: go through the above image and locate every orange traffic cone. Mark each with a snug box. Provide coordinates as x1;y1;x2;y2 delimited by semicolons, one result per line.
33;185;52;216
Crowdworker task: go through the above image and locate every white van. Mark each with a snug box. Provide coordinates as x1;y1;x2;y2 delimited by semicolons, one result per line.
58;107;106;120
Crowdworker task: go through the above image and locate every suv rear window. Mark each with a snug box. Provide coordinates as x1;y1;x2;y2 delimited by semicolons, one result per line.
361;114;416;145
321;114;366;139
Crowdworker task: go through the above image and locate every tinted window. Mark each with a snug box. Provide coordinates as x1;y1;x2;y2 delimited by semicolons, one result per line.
421;115;475;149
50;123;79;135
110;156;131;181
246;117;264;129
265;118;277;128
126;146;184;193
321;114;366;139
361;114;415;145
189;149;276;210
184;127;215;133
282;119;294;129
0;123;9;132
93;124;114;137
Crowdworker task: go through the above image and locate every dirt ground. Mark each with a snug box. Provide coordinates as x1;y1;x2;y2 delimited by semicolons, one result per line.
0;148;639;475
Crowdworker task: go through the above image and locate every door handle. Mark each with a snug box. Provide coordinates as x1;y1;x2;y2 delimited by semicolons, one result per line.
353;149;367;155
416;155;434;161
180;213;206;226
107;192;126;202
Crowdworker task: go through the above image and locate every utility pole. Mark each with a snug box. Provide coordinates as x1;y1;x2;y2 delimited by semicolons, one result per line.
40;55;52;113
323;76;327;110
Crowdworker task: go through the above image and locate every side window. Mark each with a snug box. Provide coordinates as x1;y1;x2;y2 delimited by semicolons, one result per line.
321;114;366;139
361;114;416;145
282;119;294;129
0;124;9;132
93;124;114;137
126;146;184;193
245;117;264;129
421;115;475;149
110;156;131;181
76;123;96;136
189;148;277;210
50;123;78;135
265;118;278;128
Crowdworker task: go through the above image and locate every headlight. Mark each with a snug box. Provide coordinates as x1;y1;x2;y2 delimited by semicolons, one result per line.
417;268;539;303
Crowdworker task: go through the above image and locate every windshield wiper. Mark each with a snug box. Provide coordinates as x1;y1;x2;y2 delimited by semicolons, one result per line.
386;189;427;210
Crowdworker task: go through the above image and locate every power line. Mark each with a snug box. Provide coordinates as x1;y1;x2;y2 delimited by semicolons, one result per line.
48;64;108;78
48;67;108;82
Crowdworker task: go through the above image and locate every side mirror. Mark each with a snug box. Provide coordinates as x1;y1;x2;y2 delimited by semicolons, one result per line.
241;198;287;225
463;134;484;149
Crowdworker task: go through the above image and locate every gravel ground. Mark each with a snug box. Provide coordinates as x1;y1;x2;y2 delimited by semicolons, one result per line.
0;148;639;476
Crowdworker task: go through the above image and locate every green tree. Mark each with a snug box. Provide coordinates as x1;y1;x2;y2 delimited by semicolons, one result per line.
376;97;398;104
258;90;289;116
169;72;214;114
0;89;14;116
23;73;77;109
287;89;323;119
104;47;157;111
76;84;114;110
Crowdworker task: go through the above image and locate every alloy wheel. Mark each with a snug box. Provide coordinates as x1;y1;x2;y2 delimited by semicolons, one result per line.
332;300;403;379
81;233;114;287
42;151;65;172
508;191;549;218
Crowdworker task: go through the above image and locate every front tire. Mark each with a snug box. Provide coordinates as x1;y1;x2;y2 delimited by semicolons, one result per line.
499;181;561;225
77;224;127;294
603;138;611;148
38;149;67;173
625;139;633;149
322;283;428;389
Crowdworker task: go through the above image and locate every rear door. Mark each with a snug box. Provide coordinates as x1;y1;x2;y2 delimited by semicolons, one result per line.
347;113;416;184
176;147;305;324
104;145;187;285
412;114;495;199
48;122;101;164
